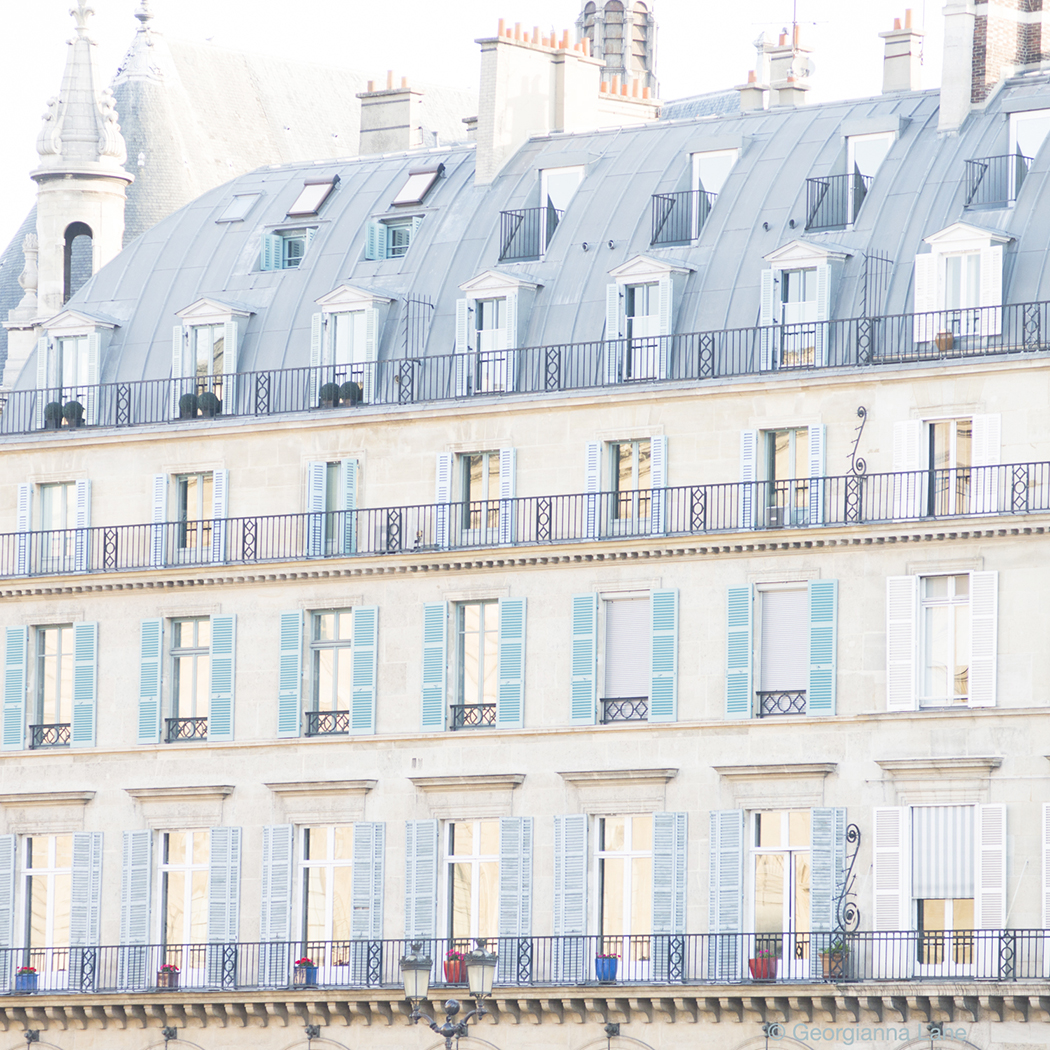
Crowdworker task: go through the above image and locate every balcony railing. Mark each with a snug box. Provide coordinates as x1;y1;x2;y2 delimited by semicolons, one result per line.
29;723;70;749
806;172;873;230
2;300;1049;438
650;189;717;245
965;153;1032;207
305;710;350;736
449;703;496;730
3;461;1050;580
601;697;649;723
757;690;807;717
0;931;1046;995
498;204;564;261
164;717;208;743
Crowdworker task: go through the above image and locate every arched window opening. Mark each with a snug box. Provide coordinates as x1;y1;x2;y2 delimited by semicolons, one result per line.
632;1;650;75
604;0;625;67
582;1;597;49
63;221;93;304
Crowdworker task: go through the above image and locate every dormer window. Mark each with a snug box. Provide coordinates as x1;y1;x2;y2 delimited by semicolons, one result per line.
33;310;117;429
217;194;261;223
364;216;423;260
391;165;443;206
311;285;394;406
260;228;315;271
172;299;252;418
287;177;339;218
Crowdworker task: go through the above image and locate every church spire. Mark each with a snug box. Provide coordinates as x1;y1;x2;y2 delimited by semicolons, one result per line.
114;0;166;84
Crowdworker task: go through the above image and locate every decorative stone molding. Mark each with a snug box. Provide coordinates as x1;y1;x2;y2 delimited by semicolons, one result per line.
265;780;376;825
875;756;1003;805
409;774;525;818
558;768;677;814
125;785;233;830
0;791;94;834
713;763;837;809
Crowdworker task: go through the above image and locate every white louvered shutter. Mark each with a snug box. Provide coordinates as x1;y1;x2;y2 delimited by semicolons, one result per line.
759;269;777;370
497;816;533;981
810;809;845;931
814;261;831;364
912;253;937;341
260;233;281;270
892;420;923;518
570;594;598;725
552;813;587;957
886;575;918;711
649;589;678;722
363;306;379;403
657;274;672;378
137;619;163;744
74;478;91;572
969;570;998;707
35;335;49;391
807;424;825;525
970;413;1002;514
404;819;439;940
455;299;470;397
725;586;753;719
210;468;228;564
502;288;519;348
604;284;621;384
207;827;242;943
364;221;379;261
351;605;378;733
0;837;13;987
421;602;447;730
496;598;526;728
15;483;30;576
739;430;758;529
341;458;358;554
651;811;687;980
305;461;327;558
584;440;601;540
70;621;98;747
169;326;186;419
277;611;302;738
979;244;1003;337
873;807;909;931
259;823;294;984
150;474;167;568
2;627;27;751
649;434;666;535
119;830;152;946
498;447;516;544
208;615;236;741
223;320;239;384
1043;803;1050;930
69;831;103;950
975;804;1006;930
85;332;101;425
435;452;453;549
709;810;744;980
351;823;385;941
309;312;324;407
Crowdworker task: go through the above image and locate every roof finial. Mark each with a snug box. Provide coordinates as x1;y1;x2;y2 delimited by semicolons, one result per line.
134;1;154;26
71;1;96;38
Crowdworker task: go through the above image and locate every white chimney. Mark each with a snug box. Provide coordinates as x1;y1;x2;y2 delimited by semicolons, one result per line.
879;10;924;93
356;73;427;155
939;0;977;132
767;27;812;107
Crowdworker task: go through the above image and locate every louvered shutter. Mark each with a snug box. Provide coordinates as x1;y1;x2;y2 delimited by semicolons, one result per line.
498;447;516;544
725;586;753;719
584;440;601;540
552;814;587;981
137;619;163;744
84;332;101;425
260;233;282;271
892;419;923;518
656;274;672;379
119;829;153;989
651;812;686;980
35;335;49;391
570;594;598;725
222;320;239;385
912;253;937;341
873;807;909;931
16;482;31;576
351;605;378;733
969;570;998;707
150;474;167;568
649;589;678;722
649;435;666;535
807;580;838;715
363;306;379;403
813;261;831;364
277;611;303;738
974;803;1006;930
810;809;845;932
886;575;918;711
0;836;13;987
604;284;621;383
501;289;519;392
208;827;242;943
970;413;1002;514
979;244;1003;337
70;621;98;747
305;461;327;558
807;424;825;525
455;299;470;397
169;326;185;419
421;602;447;730
342;458;359;554
260;823;294;985
365;221;380;261
208;614;236;741
709;810;744;980
759;269;777;370
69;831;103;949
374;222;388;261
435;453;453;549
351;823;385;939
739;430;758;529
73;478;91;572
498;817;533;981
210;469;228;564
404;819;439;940
496;598;526;728
1043;803;1050;930
309;312;324;407
2;626;27;751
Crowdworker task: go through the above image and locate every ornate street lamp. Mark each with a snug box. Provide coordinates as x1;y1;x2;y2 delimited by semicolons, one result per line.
400;941;498;1050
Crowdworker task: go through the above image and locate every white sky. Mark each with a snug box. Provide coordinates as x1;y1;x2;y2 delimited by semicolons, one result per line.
0;0;943;253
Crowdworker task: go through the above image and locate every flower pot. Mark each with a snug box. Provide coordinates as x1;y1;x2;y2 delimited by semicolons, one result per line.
595;957;618;982
157;970;180;989
293;964;317;986
822;952;847;979
443;959;465;984
15;973;37;992
748;957;778;980
935;330;954;353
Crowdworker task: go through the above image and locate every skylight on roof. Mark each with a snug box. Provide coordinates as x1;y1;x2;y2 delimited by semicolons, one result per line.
287;176;340;217
391;164;444;206
217;193;261;222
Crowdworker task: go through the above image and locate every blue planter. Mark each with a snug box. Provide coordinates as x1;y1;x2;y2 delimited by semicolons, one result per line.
595;957;618;982
294;964;318;986
15;973;37;992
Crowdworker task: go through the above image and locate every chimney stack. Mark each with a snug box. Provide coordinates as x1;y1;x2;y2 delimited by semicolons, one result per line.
879;10;924;93
735;69;767;112
356;76;428;155
766;27;812;107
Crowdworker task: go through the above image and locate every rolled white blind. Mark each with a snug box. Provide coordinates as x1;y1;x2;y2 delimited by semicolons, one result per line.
912;805;974;899
759;588;808;691
604;598;650;698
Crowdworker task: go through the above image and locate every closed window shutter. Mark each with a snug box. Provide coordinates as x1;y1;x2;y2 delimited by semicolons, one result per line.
725;586;753;719
604;284;621;383
70;621;98;747
404;819;439;939
912;253;937;341
309;312;324;407
16;483;30;576
759;269;776;370
498;816;534;981
708;810;744;980
970;414;1002;514
886;576;918;711
873;807;909;931
170;325;185;379
70;831;104;948
814;262;831;364
351;822;385;941
552;814;587;939
435;453;453;549
651;811;687;980
1043;803;1050;930
760;588;809;692
223;320;239;379
975;804;1006;929
0;836;13;987
85;333;101;425
260;824;294;941
351;605;378;733
150;474;167;568
207;827;242;944
605;598;650;699
342;458;359;554
979;244;1003;337
137;619;163;744
807;580;838;715
365;221;379;261
3;626;27;751
570;593;598;725
739;430;758;529
498;447;516;544
649;435;666;535
584;441;601;540
892;420;923;518
305;461;327;558
35;335;49;391
912;805;974;899
421;602;447;730
455;298;470;354
210;469;229;564
496;598;526;728
363;306;379;403
809;808;846;934
208;614;236;741
502;289;519;350
648;589;678;722
969;570;998;707
74;478;91;572
807;423;825;525
277;611;303;738
120;829;153;945
374;222;388;260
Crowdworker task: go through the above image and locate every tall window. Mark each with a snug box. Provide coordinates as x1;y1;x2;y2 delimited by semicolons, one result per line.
175;473;213;553
63;222;92;303
454;601;498;728
474;299;508;392
310;610;353;734
446;820;499;944
160;831;209;956
597;815;652;969
919;575;970;706
300;826;353;949
56;336;90;390
24;835;72;971
332;311;367;366
944;253;981;312
780;268;818;325
191;326;225;399
763;428;809;526
928;418;972;515
610;439;651;522
756;587;809;716
38;482;76;570
170;618;210;738
602;598;650;719
752;810;811;965
624;284;658;379
847;132;894;178
33;625;74;748
459;452;500;533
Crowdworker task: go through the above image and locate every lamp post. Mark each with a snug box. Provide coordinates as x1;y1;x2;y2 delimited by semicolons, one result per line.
400;941;498;1050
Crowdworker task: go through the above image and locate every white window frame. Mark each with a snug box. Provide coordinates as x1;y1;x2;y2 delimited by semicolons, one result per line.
600;595;652;707
608;438;653;530
298;824;355;960
310;609;354;719
287;178;338;218
22;834;73;957
157;830;210;951
594;813;654;979
754;584;810;709
33;623;75;739
455;450;501;543
169;617;211;725
1008;110;1050;162
917;574;972;708
846;131;895;177
453;599;499;723
444;819;500;943
173;473;214;560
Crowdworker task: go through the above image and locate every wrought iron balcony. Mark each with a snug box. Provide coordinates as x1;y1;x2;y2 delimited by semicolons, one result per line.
305;710;350;736
601;697;649;723
3;460;1050;580
164;717;208;743
965;153;1032;207
449;703;496;730
650;189;717;245
805;172;873;230
498;204;564;261
757;690;807;717
2;300;1050;436
29;723;70;748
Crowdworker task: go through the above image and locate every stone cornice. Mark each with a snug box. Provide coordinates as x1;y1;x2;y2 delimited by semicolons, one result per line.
875;756;1003;778
558;768;678;784
713;763;837;780
264;779;377;798
409;774;525;792
125;785;234;803
0;791;95;807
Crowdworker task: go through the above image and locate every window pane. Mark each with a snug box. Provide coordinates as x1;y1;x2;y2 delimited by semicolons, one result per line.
451;862;472;941
337;611;353;641
481;612;498;705
392;170;440;206
332;864;353;940
542;168;582;211
636;440;651;490
191;831;210;865
190;870;208;940
306;867;327;942
54;835;73;869
29;876;48;947
603;817;626;852
755;812;782;848
306;827;329;862
793;853;811;932
924;575;949;600
754;854;784;933
333;826;354;861
954;602;970;699
460;607;481;706
167;832;186;863
953;898;974;929
316;650;334;710
478;859;499;937
336;648;353;708
920;898;946;931
953;574;969;598
195;656;210;717
478;820;499;856
288;182;335;217
924;605;950;698
165;871;186;944
52;872;71;948
788;810;811;849
630;855;652;933
955;422;972;471
601;856;626;935
316;613;336;641
631;815;653;852
693;150;737;195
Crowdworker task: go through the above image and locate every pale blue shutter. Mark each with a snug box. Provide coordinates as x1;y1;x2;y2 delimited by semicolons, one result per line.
362;307;379;404
350;822;385;981
759;269;777;370
15;484;30;576
119;829;152;987
260;233;281;270
649;435;666;535
421;602;447;730
649;589;678;722
807;423;826;525
604;284;621;383
351;605;378;733
739;430;758;529
208;614;236;741
365;222;379;261
150;474;167;568
404;819;439;940
497;816;533;982
342;458;358;554
553;814;587;982
2;627;27;751
584;441;601;540
496;598;526;728
656;274;672;379
652;812;687;981
454;299;470;397
810;807;846;973
169;327;184;419
277;611;303;738
137;619;163;744
814;261;831;365
70;621;98;747
207;827;242;943
498;447;516;544
306;461;326;558
725;586;753;719
69;830;103;989
807;580;838;715
0;837;15;987
709;810;744;980
260;824;294;985
570;594;598;725
309;312;324;407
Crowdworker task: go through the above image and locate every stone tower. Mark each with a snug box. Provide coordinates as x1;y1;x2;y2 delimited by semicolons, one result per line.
576;0;658;95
